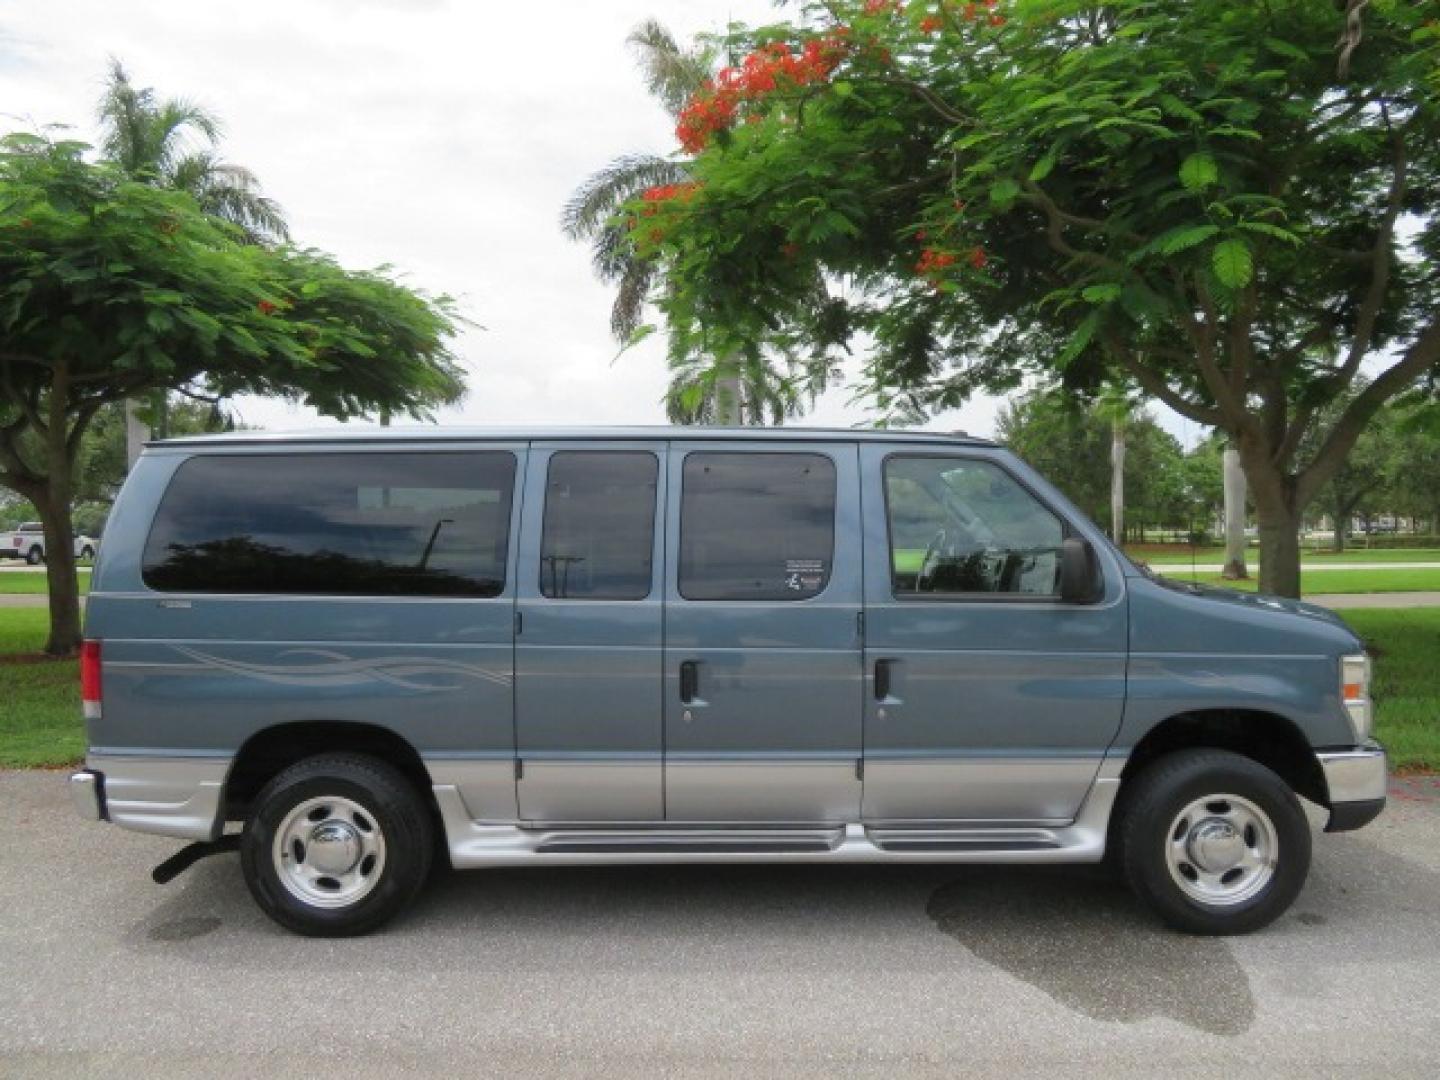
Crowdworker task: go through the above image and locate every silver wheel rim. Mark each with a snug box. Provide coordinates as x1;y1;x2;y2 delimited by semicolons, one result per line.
272;795;386;909
1164;793;1278;906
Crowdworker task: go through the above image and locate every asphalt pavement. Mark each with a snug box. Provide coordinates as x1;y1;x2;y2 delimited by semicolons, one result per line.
2;771;1439;1077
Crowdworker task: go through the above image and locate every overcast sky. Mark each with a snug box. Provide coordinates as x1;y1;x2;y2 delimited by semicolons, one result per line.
0;0;1208;444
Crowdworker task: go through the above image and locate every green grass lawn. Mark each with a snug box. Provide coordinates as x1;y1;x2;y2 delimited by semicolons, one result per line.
1341;609;1440;773
1;605;1434;772
0;609;85;768
0;570;90;594
1156;567;1440;595
1135;546;1440;566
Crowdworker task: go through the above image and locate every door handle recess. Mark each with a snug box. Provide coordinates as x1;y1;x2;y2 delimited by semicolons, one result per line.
679;660;699;704
874;659;894;701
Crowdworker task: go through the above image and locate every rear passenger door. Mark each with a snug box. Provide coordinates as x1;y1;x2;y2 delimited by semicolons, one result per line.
859;448;1128;822
663;443;863;823
514;443;666;821
118;447;523;823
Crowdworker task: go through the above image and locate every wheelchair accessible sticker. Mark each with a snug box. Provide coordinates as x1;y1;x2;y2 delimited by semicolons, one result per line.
784;559;825;592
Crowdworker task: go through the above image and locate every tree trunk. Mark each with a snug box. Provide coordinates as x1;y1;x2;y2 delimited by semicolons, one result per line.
36;471;83;657
714;361;742;426
1332;497;1347;554
1110;419;1125;546
1221;442;1248;579
1253;496;1303;598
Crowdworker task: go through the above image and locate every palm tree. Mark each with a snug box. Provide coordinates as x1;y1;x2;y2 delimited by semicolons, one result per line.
1221;440;1249;579
563;22;791;426
98;60;288;245
1094;385;1135;545
98;60;289;453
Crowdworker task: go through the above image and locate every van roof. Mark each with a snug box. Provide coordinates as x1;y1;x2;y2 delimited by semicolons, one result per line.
153;425;998;449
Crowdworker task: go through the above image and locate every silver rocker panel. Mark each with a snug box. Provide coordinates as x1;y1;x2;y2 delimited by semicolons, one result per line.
435;758;1125;868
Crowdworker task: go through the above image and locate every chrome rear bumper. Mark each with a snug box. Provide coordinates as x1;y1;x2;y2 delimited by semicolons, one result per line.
69;755;228;840
69;770;105;821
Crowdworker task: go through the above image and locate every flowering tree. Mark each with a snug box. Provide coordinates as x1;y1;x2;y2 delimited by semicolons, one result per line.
626;0;1440;597
562;22;808;424
0;134;465;654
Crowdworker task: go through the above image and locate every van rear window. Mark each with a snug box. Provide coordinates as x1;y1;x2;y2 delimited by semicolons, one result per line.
142;452;516;597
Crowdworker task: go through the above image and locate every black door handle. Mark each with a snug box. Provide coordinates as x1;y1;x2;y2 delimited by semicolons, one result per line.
874;659;893;701
679;660;699;704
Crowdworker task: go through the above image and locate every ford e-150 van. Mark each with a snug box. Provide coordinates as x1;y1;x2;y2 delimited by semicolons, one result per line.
69;427;1387;937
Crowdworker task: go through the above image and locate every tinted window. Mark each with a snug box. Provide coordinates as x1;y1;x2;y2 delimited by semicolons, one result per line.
885;456;1064;597
540;452;658;599
679;452;835;601
143;452;515;596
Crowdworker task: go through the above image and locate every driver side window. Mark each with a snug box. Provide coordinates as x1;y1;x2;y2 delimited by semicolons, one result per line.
884;456;1064;598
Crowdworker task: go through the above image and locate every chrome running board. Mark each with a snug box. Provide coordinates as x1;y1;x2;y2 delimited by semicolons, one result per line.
434;759;1124;869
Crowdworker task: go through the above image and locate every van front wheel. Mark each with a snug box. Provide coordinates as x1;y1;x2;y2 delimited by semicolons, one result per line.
1119;749;1311;935
240;754;433;937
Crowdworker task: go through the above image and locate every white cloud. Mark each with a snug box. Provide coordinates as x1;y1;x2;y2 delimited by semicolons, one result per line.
0;0;1023;439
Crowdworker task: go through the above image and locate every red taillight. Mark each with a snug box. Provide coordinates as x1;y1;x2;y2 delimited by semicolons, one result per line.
80;639;102;719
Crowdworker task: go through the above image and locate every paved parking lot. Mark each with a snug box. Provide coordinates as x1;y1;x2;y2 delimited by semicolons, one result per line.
2;771;1439;1078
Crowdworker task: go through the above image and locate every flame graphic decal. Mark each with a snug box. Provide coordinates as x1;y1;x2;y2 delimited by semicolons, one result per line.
169;646;512;691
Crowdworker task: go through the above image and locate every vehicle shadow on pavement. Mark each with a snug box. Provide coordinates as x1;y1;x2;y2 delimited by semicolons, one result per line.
926;866;1253;1036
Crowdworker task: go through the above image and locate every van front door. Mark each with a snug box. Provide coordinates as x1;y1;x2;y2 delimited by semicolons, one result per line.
859;448;1128;823
514;443;666;822
663;443;863;823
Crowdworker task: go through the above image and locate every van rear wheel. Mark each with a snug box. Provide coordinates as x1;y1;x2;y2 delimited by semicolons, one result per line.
240;753;433;937
1118;749;1310;935
25;546;42;565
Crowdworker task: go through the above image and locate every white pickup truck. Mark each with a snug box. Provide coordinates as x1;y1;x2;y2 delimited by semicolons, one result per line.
2;522;99;565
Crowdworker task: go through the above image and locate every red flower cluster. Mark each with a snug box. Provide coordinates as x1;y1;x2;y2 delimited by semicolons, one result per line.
676;34;851;153
641;183;700;203
920;15;944;33
635;181;702;224
257;300;277;315
863;0;901;14
916;247;957;274
914;245;988;285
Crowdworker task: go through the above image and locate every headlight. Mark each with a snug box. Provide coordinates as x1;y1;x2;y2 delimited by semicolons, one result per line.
1340;653;1372;742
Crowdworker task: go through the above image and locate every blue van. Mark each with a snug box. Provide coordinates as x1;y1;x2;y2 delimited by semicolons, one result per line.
69;428;1386;936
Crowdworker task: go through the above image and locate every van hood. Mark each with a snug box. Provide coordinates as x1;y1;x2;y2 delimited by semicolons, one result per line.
1142;572;1352;630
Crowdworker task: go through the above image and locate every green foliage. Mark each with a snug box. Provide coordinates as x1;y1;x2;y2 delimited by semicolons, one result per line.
0;128;465;651
0;132;464;442
996;388;1213;535
1210;239;1253;289
627;0;1440;593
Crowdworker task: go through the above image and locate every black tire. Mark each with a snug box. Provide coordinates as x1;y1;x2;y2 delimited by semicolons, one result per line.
25;546;42;566
1119;749;1311;935
240;753;434;937
80;546;94;561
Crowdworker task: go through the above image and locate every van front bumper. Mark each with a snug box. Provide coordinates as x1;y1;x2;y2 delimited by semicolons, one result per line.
1317;742;1388;833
